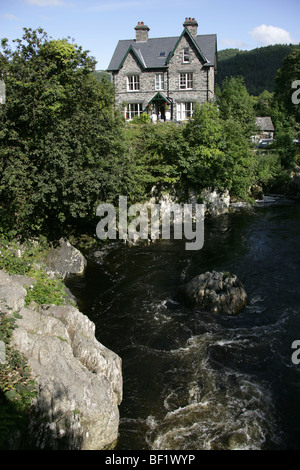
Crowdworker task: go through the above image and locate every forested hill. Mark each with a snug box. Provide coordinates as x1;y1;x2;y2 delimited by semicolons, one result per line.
216;44;298;95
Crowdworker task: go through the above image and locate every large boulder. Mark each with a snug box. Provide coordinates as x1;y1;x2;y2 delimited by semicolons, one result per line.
45;238;87;279
12;304;122;450
179;270;247;315
0;270;122;450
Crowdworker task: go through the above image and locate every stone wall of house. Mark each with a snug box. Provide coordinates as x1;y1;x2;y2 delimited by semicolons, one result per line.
113;53;163;113
112;36;215;120
167;34;211;105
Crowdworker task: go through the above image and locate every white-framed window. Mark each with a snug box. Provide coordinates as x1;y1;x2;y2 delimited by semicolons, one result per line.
179;73;193;89
127;75;140;91
176;102;194;121
125;103;143;120
183;48;190;63
155;73;164;91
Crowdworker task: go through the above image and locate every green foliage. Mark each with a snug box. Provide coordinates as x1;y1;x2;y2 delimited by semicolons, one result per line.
131;113;151;124
0;236;70;307
274;48;300;123
253;90;274;117
217;76;256;137
275;130;298;169
25;269;68;306
0;28;298;245
182;102;225;188
0;28;125;239
0;236;50;275
217;44;297;95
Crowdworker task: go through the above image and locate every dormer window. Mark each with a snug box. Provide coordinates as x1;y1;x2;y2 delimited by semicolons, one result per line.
159;51;166;57
183;48;190;63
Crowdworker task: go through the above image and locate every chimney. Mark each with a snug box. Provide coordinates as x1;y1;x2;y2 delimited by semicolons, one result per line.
183;17;198;36
135;21;150;42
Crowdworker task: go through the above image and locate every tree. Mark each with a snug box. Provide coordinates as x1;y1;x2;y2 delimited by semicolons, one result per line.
0;28;125;239
182;102;225;189
217;76;256;137
183;101;255;199
274;48;300;123
253;89;274;117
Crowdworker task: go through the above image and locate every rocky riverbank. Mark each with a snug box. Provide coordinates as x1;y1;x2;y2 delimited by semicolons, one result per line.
0;239;122;450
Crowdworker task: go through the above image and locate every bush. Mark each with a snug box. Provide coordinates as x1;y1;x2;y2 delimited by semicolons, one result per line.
131;113;150;124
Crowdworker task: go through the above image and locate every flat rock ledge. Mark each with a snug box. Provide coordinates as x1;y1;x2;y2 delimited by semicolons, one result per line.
0;270;122;450
179;270;248;315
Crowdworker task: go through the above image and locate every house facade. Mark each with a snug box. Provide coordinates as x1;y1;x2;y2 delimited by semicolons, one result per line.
107;18;217;122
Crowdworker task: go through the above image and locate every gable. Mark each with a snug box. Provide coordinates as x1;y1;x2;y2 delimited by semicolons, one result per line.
118;45;146;70
107;32;216;71
166;28;208;65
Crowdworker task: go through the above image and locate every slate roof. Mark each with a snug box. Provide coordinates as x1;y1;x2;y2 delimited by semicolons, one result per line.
107;30;217;71
256;117;274;131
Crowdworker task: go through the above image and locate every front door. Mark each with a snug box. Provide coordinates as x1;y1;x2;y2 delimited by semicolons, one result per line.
148;93;171;121
154;101;165;121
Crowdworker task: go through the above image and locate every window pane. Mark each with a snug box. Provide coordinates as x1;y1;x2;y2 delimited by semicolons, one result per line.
180;74;186;89
183;48;189;62
176;102;194;121
179;73;193;89
128;75;140;91
155;74;164;90
126;103;142;120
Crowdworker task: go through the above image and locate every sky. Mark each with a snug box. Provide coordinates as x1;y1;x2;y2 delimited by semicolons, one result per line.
1;0;300;70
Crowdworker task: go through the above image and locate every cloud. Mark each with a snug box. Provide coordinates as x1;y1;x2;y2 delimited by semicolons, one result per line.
3;13;23;21
26;0;65;5
250;24;293;46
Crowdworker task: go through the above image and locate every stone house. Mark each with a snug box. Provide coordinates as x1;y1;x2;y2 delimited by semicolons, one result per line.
254;117;275;140
107;18;217;122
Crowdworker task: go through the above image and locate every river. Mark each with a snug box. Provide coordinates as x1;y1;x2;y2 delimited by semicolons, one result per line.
66;196;300;450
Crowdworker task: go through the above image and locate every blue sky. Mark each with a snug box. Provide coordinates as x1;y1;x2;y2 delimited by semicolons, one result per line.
1;0;300;70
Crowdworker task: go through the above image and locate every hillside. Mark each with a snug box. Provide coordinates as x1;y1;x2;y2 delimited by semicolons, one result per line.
216;44;298;95
93;70;111;82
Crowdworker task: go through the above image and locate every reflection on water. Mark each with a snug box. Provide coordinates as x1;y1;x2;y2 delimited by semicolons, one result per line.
67;198;300;450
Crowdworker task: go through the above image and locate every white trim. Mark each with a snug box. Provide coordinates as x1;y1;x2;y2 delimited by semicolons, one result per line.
176;102;194;121
179;72;193;90
127;75;140;91
155;73;165;91
125;103;143;120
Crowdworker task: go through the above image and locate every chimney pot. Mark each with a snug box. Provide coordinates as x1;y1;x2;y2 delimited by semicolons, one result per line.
183;17;198;36
135;21;150;41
